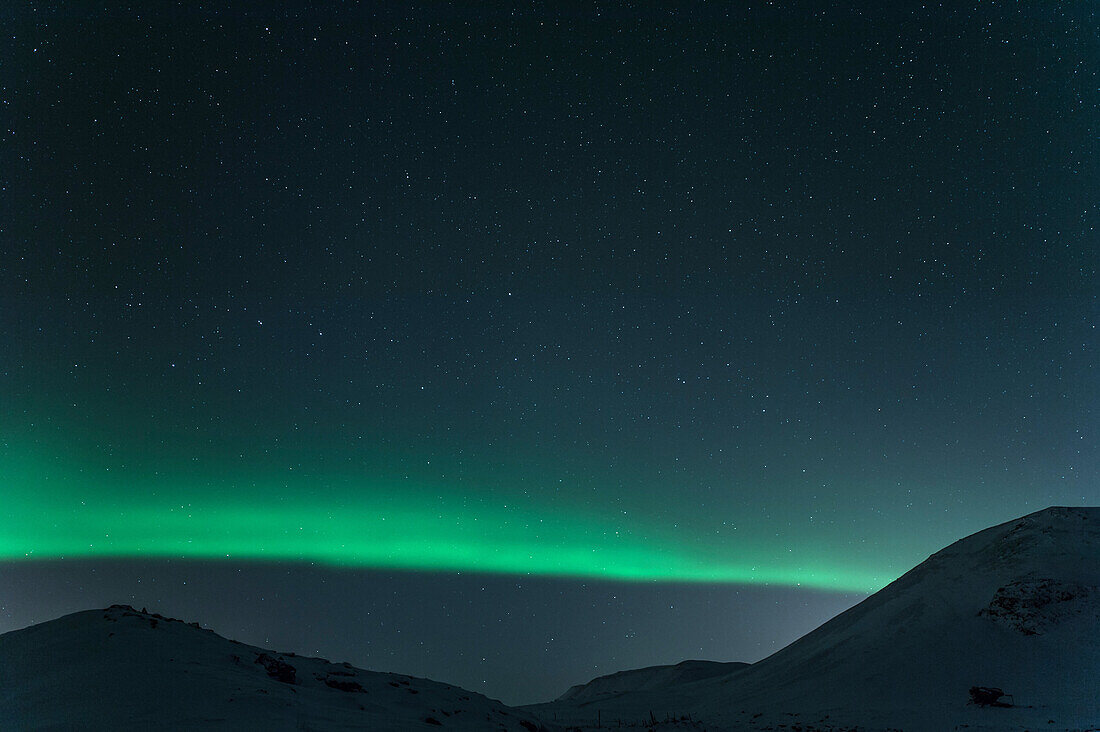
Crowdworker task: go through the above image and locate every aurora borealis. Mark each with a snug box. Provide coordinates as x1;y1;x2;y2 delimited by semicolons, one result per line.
2;441;884;591
3;0;1096;704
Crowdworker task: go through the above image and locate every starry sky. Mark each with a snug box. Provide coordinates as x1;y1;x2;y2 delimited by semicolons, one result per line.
2;0;1096;705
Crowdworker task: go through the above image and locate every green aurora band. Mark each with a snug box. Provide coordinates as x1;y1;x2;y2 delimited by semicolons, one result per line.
2;449;885;592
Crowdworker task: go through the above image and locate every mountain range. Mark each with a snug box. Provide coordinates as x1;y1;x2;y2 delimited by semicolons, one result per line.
2;506;1097;730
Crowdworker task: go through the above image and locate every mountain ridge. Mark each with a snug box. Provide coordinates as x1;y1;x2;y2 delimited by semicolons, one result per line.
555;659;749;704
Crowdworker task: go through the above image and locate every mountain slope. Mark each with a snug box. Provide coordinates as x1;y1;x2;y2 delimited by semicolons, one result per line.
0;604;549;731
531;506;1100;731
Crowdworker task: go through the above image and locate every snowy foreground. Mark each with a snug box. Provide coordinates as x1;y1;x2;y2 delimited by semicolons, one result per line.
2;506;1098;731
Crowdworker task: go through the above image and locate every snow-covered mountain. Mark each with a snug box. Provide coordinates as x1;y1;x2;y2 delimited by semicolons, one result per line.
0;604;550;731
528;506;1100;731
555;659;747;704
3;507;1096;731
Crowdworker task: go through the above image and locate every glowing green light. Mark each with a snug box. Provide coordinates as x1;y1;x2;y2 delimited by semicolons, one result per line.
1;449;884;592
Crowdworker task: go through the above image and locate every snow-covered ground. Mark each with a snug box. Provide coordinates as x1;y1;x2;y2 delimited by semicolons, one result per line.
525;506;1100;731
0;604;549;731
2;506;1097;731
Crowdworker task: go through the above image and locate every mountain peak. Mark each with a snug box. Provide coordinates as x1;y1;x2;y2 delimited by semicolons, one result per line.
924;505;1100;576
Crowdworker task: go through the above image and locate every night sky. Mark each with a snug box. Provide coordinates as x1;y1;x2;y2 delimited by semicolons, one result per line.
2;0;1096;704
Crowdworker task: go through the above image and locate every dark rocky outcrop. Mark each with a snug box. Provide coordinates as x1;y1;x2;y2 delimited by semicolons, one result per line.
255;653;297;684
